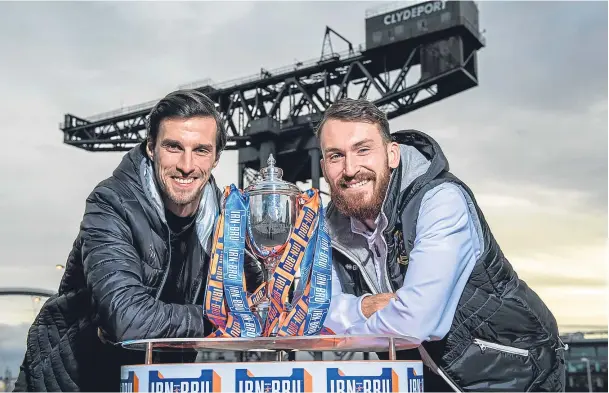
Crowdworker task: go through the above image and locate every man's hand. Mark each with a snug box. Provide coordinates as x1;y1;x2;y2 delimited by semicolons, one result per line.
361;293;397;318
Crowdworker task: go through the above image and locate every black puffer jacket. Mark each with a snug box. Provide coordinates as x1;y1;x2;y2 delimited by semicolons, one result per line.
15;143;262;392
329;130;566;392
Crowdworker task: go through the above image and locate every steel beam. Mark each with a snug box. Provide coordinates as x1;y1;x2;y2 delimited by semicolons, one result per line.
0;287;55;298
60;24;484;188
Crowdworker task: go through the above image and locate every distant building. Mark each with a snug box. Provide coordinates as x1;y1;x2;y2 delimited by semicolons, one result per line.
562;332;608;392
1;367;15;392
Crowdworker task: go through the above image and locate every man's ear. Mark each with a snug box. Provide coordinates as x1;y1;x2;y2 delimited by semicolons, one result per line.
212;149;223;169
387;141;400;169
320;157;327;179
145;140;154;161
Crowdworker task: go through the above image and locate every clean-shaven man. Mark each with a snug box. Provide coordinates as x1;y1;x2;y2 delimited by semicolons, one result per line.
14;90;262;391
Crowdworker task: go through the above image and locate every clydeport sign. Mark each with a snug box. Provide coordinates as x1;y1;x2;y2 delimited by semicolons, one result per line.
382;1;447;26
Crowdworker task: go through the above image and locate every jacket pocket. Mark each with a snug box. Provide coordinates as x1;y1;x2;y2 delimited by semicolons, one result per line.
447;338;540;392
473;338;529;357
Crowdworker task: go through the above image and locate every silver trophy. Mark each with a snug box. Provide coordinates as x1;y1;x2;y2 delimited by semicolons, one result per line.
245;154;300;332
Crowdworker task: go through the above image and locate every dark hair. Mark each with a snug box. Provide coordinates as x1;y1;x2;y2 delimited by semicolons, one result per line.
315;98;391;142
146;89;227;158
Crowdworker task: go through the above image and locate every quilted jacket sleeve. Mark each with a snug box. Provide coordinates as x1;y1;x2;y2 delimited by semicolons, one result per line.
81;186;207;343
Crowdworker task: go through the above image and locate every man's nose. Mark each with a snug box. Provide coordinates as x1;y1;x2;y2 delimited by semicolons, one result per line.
177;152;195;175
343;154;359;177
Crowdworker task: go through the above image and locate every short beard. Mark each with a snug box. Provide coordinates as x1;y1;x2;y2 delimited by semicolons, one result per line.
153;159;206;208
330;165;391;223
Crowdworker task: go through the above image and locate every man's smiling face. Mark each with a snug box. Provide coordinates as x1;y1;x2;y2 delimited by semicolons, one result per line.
146;116;218;217
319;119;400;223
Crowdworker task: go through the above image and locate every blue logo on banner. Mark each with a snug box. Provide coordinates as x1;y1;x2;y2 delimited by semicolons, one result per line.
148;370;220;392
235;368;312;392
406;367;424;393
120;371;139;392
327;368;398;393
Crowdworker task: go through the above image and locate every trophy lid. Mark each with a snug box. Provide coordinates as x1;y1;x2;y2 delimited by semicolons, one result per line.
245;154;301;196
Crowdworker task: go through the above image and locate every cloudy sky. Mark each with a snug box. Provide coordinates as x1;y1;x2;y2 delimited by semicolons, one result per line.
0;0;607;376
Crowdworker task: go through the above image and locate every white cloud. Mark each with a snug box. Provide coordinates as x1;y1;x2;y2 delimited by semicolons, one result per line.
534;284;608;332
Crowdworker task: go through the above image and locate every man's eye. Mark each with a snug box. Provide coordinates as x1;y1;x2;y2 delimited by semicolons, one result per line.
166;145;181;152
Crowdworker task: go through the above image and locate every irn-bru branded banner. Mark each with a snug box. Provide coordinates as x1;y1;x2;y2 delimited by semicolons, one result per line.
120;361;423;393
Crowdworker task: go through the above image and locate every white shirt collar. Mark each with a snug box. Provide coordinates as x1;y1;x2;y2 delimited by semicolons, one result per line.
350;212;387;242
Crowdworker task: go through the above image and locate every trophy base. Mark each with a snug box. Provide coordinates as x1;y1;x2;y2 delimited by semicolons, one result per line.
250;299;293;337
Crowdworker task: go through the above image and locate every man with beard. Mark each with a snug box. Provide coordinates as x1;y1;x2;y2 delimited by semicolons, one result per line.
14;90;262;392
318;98;566;392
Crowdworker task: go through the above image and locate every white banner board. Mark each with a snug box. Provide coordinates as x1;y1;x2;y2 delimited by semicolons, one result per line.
120;360;424;393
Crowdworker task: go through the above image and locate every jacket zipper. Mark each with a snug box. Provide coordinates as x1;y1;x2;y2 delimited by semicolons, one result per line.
372;243;394;293
379;235;394;293
473;338;529;357
191;191;222;305
156;230;172;301
191;246;209;305
376;212;394;293
333;242;380;294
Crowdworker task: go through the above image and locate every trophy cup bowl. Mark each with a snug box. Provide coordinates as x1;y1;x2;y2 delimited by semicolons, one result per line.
245;154;301;333
248;193;295;261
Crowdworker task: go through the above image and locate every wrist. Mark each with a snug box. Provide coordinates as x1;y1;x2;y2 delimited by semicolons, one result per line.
360;293;397;319
357;294;372;320
361;294;379;319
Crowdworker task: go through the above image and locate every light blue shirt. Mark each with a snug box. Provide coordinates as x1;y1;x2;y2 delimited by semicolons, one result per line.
324;182;482;343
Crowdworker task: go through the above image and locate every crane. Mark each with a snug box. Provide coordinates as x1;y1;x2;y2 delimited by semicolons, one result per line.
59;0;485;190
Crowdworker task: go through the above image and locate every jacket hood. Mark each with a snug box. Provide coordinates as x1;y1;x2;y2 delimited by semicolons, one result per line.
111;143;220;254
391;129;450;197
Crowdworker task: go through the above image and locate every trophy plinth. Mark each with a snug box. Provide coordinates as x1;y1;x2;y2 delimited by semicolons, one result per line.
245;154;301;333
119;336;426;393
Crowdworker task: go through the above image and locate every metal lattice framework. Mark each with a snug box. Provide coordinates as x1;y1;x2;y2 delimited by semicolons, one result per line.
60;22;484;187
61;31;483;147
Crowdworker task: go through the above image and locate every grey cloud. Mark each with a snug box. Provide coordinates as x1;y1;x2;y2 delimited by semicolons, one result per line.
0;2;604;255
0;1;606;375
0;1;604;280
201;0;607;210
390;1;607;210
525;273;605;290
395;97;608;210
0;2;260;118
476;1;608;114
176;1;378;86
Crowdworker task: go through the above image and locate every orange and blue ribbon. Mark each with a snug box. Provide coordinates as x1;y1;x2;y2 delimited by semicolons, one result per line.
204;185;334;337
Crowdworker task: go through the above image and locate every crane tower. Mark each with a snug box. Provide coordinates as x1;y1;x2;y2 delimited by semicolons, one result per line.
59;0;485;189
